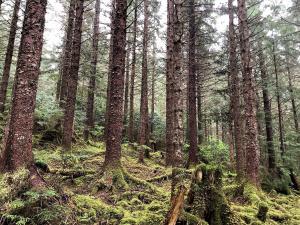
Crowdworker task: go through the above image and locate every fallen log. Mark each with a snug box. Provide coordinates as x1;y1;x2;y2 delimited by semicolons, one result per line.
164;185;187;225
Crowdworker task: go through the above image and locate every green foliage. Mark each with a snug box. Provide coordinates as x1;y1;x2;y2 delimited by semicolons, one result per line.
198;138;230;165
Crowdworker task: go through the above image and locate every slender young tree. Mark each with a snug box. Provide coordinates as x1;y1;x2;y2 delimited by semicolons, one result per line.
103;0;127;169
0;0;47;187
62;0;84;150
272;40;285;157
138;0;150;163
84;0;100;141
128;2;138;142
0;0;21;113
59;0;75;107
258;43;276;170
237;0;260;185
150;41;156;138
187;0;198;166
287;65;299;133
228;0;243;174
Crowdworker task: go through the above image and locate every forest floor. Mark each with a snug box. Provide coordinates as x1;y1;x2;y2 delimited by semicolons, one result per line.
0;141;299;225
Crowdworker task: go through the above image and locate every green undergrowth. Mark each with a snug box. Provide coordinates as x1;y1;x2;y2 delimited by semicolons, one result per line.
0;141;299;224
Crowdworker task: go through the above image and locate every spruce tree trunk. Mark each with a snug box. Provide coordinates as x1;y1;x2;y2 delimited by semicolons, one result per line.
187;0;198;166
258;44;275;170
171;0;184;166
123;44;130;133
62;0;84;150
138;0;149;162
128;2;137;142
228;0;244;176
272;41;285;157
0;0;47;187
287;65;299;133
103;0;127;169
237;0;260;185
150;43;155;137
197;74;203;144
59;0;75;108
0;0;21;113
84;0;100;141
165;0;175;166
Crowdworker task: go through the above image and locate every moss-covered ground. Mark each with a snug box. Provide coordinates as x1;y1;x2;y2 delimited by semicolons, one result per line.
0;141;299;224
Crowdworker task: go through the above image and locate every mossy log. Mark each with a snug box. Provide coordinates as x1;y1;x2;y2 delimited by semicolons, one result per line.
164;185;187;225
186;164;243;225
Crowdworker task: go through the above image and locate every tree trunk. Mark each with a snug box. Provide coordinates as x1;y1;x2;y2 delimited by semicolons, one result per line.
197;75;203;144
258;43;275;170
123;43;130;134
287;65;299;133
187;0;198;166
273;41;285;157
228;0;244;176
150;42;156;137
171;0;184;166
165;0;175;166
62;0;84;150
83;0;100;141
237;0;260;185
103;0;127;169
128;1;137;142
138;0;149;163
59;0;75;108
0;0;47;187
0;0;21;113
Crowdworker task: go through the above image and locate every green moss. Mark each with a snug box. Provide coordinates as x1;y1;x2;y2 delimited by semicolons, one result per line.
74;194;123;223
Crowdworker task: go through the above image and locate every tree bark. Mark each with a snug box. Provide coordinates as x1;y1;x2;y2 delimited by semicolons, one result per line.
187;0;198;166
0;0;47;187
287;65;299;133
150;42;155;137
123;43;130;134
237;0;260;185
273;41;285;157
84;0;100;141
59;0;75;108
128;2;137;142
258;43;276;170
197;74;203;144
103;0;127;169
138;0;150;162
228;0;244;176
62;0;84;150
171;0;184;166
165;0;175;166
0;0;21;113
